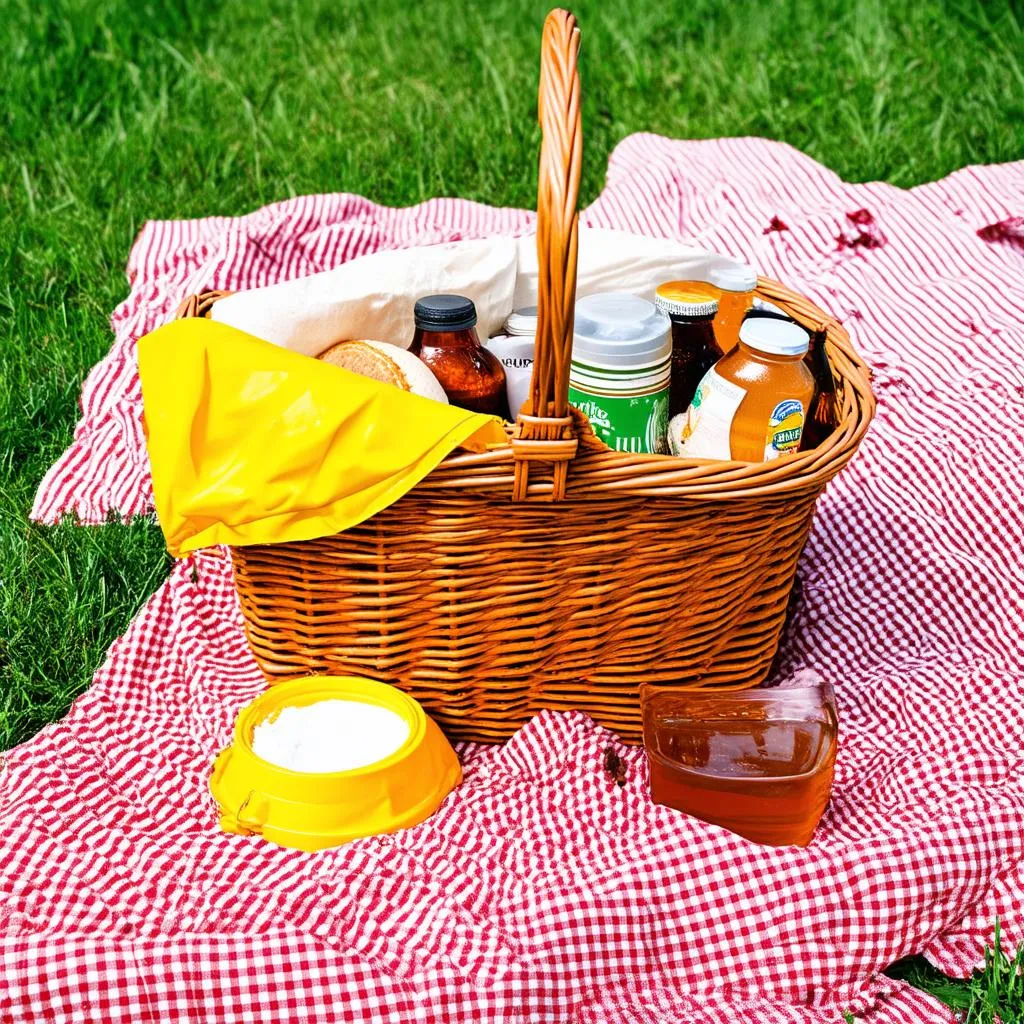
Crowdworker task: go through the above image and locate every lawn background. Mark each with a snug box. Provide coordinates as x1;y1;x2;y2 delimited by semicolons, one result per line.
2;0;1023;1017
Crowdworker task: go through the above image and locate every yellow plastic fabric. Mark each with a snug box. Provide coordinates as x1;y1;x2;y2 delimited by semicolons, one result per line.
138;318;505;557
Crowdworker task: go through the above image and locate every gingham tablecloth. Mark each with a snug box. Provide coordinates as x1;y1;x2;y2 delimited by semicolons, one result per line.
6;135;1024;1023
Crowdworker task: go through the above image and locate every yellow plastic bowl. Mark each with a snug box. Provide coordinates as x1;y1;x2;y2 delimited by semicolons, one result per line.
210;676;462;851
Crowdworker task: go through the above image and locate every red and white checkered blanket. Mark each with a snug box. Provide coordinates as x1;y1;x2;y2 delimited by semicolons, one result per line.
7;135;1024;1022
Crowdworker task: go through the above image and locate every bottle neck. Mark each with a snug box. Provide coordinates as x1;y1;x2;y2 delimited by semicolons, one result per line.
412;326;482;350
738;340;805;363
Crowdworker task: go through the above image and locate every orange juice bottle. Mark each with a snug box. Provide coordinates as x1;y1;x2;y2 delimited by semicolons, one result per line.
707;264;757;351
669;317;814;462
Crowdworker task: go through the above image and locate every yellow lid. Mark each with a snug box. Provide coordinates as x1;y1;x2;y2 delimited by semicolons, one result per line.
209;676;461;851
654;281;719;317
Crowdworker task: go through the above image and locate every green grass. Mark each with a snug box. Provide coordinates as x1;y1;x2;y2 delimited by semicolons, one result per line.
886;923;1024;1022
1;0;1022;1014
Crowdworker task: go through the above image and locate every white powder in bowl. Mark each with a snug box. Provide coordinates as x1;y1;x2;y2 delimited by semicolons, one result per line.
251;699;410;773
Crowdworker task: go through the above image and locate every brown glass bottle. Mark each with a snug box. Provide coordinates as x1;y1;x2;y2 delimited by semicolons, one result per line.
802;328;838;449
409;294;509;418
654;283;722;416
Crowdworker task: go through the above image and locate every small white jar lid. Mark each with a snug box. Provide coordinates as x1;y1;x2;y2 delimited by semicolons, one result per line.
505;307;538;336
573;293;671;368
708;263;758;292
739;317;809;356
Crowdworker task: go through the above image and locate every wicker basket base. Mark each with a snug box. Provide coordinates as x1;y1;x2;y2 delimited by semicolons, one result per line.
233;487;816;743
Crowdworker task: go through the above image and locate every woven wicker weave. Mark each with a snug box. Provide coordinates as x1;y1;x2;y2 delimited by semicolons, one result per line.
175;9;874;743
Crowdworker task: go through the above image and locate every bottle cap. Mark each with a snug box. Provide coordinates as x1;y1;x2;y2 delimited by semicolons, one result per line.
739;317;810;357
654;282;718;318
573;293;671;369
708;263;758;293
414;294;478;332
504;307;538;336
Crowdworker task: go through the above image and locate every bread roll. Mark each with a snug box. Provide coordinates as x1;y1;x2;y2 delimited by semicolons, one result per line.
317;340;448;404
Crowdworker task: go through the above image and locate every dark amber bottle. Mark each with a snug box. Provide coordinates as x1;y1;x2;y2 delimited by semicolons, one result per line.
654;283;722;416
802;328;838;449
409;294;509;419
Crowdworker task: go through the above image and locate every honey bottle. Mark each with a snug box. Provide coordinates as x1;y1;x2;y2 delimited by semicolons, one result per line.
707;263;757;352
670;317;814;462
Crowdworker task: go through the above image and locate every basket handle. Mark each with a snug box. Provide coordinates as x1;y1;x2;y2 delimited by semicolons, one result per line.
511;8;582;502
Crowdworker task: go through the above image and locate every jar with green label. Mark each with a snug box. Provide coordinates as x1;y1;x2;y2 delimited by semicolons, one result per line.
569;293;672;454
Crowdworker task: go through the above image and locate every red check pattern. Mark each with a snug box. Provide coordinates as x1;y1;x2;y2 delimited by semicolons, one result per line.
7;135;1024;1022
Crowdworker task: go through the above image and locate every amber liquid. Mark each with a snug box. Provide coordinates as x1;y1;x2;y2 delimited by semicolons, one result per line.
714;342;815;462
646;700;836;847
410;326;510;418
713;289;754;352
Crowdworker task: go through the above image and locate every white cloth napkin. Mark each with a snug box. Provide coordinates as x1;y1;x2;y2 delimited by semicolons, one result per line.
210;228;744;354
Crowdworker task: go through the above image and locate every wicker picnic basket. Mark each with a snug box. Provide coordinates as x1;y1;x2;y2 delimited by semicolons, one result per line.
176;9;874;744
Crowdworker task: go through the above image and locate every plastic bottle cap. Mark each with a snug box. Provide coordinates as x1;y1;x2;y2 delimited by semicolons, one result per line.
739;317;810;356
654;282;718;318
414;294;478;332
708;263;758;293
504;307;538;336
573;293;671;368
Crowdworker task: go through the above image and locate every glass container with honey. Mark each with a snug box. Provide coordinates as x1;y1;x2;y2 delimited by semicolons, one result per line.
670;317;815;462
707;263;758;352
641;678;837;847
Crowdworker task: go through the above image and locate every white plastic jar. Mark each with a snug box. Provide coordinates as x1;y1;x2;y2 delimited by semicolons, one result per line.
569;293;672;454
484;307;538;418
